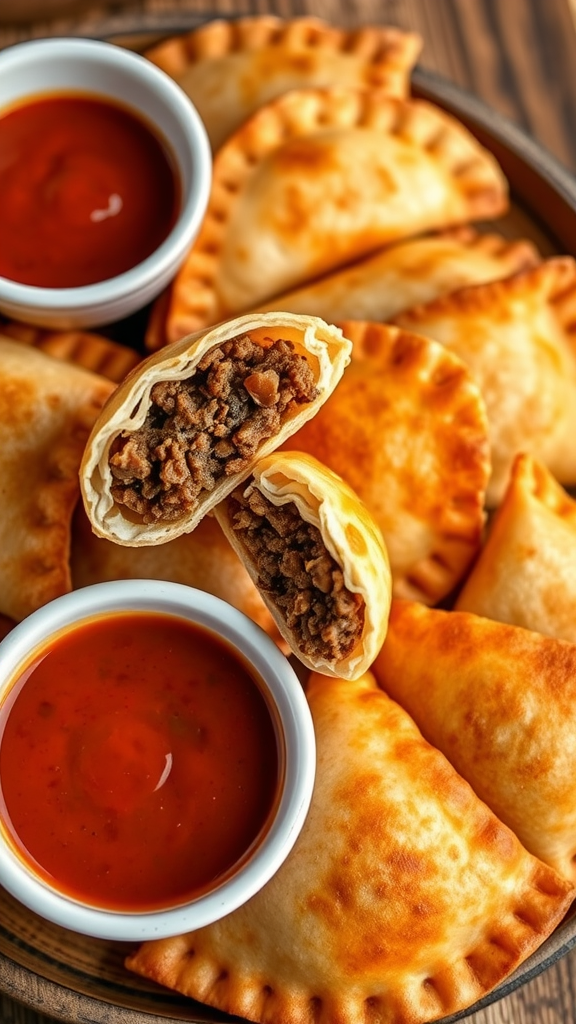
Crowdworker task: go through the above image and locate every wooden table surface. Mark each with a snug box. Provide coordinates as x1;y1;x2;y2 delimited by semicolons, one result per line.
1;0;576;1022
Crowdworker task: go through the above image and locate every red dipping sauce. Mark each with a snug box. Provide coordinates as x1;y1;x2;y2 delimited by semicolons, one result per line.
0;613;280;911
0;94;180;288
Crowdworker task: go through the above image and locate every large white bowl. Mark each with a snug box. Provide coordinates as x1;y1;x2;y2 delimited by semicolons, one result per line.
0;38;211;329
0;581;316;941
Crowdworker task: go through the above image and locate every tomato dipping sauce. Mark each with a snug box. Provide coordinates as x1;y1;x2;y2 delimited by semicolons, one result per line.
0;94;179;288
0;612;280;912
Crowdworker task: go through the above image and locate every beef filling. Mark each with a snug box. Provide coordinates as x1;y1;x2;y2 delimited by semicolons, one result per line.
230;483;365;663
108;335;319;523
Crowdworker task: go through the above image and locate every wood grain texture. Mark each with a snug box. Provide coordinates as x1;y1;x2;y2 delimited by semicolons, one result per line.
1;2;576;1024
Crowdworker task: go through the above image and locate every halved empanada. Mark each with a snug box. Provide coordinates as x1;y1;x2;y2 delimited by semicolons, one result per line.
254;227;540;323
80;312;351;546
151;89;508;346
71;503;281;643
145;16;422;151
374;599;576;881
0;338;114;621
0;320;140;383
126;670;573;1024
285;322;490;605
394;257;576;505
214;451;391;679
455;453;576;642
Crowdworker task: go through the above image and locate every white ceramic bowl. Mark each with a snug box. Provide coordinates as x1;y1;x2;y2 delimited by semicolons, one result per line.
0;38;211;329
0;581;316;941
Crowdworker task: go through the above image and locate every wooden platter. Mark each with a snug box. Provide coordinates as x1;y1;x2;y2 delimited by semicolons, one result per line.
1;14;576;1024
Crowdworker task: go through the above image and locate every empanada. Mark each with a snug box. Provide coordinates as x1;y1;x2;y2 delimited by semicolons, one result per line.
145;16;421;151
455;453;576;643
394;257;576;505
80;312;351;546
150;89;508;347
126;670;573;1024
0;320;140;383
214;451;391;679
0;338;114;621
71;502;281;644
285;322;490;605
374;599;576;881
254;228;540;323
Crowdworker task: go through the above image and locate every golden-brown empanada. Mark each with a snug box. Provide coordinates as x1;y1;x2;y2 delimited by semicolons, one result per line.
254;228;540;323
71;502;281;644
145;16;421;151
152;89;508;346
394;257;576;505
0;338;114;621
80;312;351;546
285;322;490;605
0;320;141;384
126;670;573;1024
374;599;576;881
214;451;391;679
455;453;576;642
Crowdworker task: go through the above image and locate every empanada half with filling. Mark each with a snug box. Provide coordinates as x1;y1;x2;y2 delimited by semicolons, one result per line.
71;503;282;645
455;453;576;643
80;312;351;546
151;89;508;346
0;319;140;383
254;227;540;324
374;599;576;881
126;670;573;1024
285;322;491;605
394;256;576;505
145;16;422;151
214;451;391;679
0;338;114;621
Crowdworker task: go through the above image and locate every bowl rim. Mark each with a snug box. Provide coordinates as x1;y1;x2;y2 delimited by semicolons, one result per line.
0;36;212;311
0;580;316;942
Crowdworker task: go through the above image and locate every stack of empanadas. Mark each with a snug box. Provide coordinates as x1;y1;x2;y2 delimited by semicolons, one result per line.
3;12;576;1024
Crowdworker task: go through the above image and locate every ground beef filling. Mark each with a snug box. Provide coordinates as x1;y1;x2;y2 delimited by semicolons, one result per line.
108;335;319;522
230;484;365;663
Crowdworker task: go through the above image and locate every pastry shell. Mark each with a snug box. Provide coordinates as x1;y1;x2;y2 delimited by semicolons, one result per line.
286;321;491;605
455;453;576;643
394;256;576;505
145;16;422;151
214;451;392;679
127;670;573;1024
0;338;114;621
80;312;351;546
375;598;576;882
254;227;540;324
149;89;508;347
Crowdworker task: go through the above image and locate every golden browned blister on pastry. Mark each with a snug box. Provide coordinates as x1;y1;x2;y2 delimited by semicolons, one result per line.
254;227;540;323
286;322;490;605
80;312;351;547
374;599;576;881
455;453;576;642
0;337;114;622
144;16;422;151
0;320;140;383
150;89;508;347
214;451;391;679
394;256;576;506
126;669;573;1024
71;502;282;645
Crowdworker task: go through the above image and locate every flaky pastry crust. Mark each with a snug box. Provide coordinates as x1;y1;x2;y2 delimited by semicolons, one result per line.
149;89;508;348
145;16;422;150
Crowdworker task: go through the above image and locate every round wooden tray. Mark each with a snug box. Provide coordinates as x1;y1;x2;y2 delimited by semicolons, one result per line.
1;13;576;1024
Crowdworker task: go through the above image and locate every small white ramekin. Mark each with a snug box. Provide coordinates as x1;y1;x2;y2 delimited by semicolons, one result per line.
0;38;211;329
0;581;315;941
